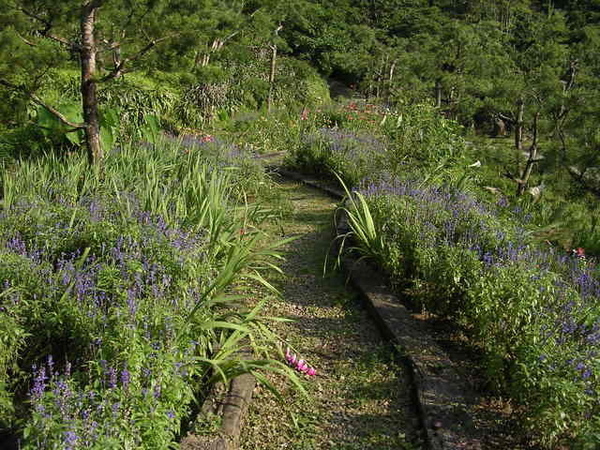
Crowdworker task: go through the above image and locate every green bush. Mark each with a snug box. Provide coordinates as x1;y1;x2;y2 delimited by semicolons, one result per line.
344;179;600;447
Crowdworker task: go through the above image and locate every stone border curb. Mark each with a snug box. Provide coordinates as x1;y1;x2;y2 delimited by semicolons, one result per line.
273;167;484;450
273;167;345;199
180;352;256;450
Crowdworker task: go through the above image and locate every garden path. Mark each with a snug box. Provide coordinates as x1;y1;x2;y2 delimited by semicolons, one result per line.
239;177;421;450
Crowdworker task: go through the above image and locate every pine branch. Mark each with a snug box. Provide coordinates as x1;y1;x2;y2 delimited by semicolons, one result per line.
16;32;36;47
497;112;515;124
20;8;80;50
566;165;600;197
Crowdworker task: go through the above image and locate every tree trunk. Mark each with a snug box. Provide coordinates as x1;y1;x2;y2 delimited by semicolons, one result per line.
435;79;442;108
517;112;539;196
81;2;103;165
387;60;396;102
267;44;277;111
376;55;388;99
494;116;507;137
515;97;524;151
388;60;396;84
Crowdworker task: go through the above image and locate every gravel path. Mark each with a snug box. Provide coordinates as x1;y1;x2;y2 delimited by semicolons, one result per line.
240;179;421;450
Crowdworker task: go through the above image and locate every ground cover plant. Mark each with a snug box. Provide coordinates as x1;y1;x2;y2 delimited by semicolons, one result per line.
0;137;297;448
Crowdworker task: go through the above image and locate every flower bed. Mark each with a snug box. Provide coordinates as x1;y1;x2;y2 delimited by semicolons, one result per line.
357;179;599;446
0;139;286;448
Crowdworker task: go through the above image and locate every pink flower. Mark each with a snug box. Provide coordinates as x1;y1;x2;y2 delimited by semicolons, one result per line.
285;348;297;365
295;359;308;372
285;349;317;376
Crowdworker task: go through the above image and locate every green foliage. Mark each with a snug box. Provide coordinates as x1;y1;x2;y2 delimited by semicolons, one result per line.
287;95;600;446
0;138;297;445
333;176;386;270
286;102;466;188
347;181;599;447
382;103;466;168
0;0;599;445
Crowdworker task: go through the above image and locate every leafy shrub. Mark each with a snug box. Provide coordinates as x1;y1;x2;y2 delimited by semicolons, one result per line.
288;127;388;187
286;102;468;190
220;110;302;156
381;103;466;170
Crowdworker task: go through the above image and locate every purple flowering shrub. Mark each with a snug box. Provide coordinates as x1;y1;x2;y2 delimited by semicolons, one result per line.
287;104;467;191
0;141;286;447
0;196;215;446
25;348;193;449
353;178;599;446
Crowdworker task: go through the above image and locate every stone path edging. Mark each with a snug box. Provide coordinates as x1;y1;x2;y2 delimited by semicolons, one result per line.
273;167;485;450
180;352;256;450
274;168;345;199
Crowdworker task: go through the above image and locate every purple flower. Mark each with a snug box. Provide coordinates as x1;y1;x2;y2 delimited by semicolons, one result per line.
121;368;131;389
126;286;138;316
6;234;27;255
47;355;54;375
482;252;494;266
63;430;78;450
30;366;47;400
107;367;117;389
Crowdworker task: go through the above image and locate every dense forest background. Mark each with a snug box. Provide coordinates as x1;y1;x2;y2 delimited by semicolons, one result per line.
1;0;599;163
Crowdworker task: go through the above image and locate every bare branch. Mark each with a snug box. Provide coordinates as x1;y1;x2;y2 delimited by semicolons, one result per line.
86;0;107;10
502;169;522;184
0;79;86;130
45;32;78;49
16;32;36;47
29;93;86;130
222;31;240;44
20;8;51;31
497;112;515;124
101;35;177;81
101;39;122;51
